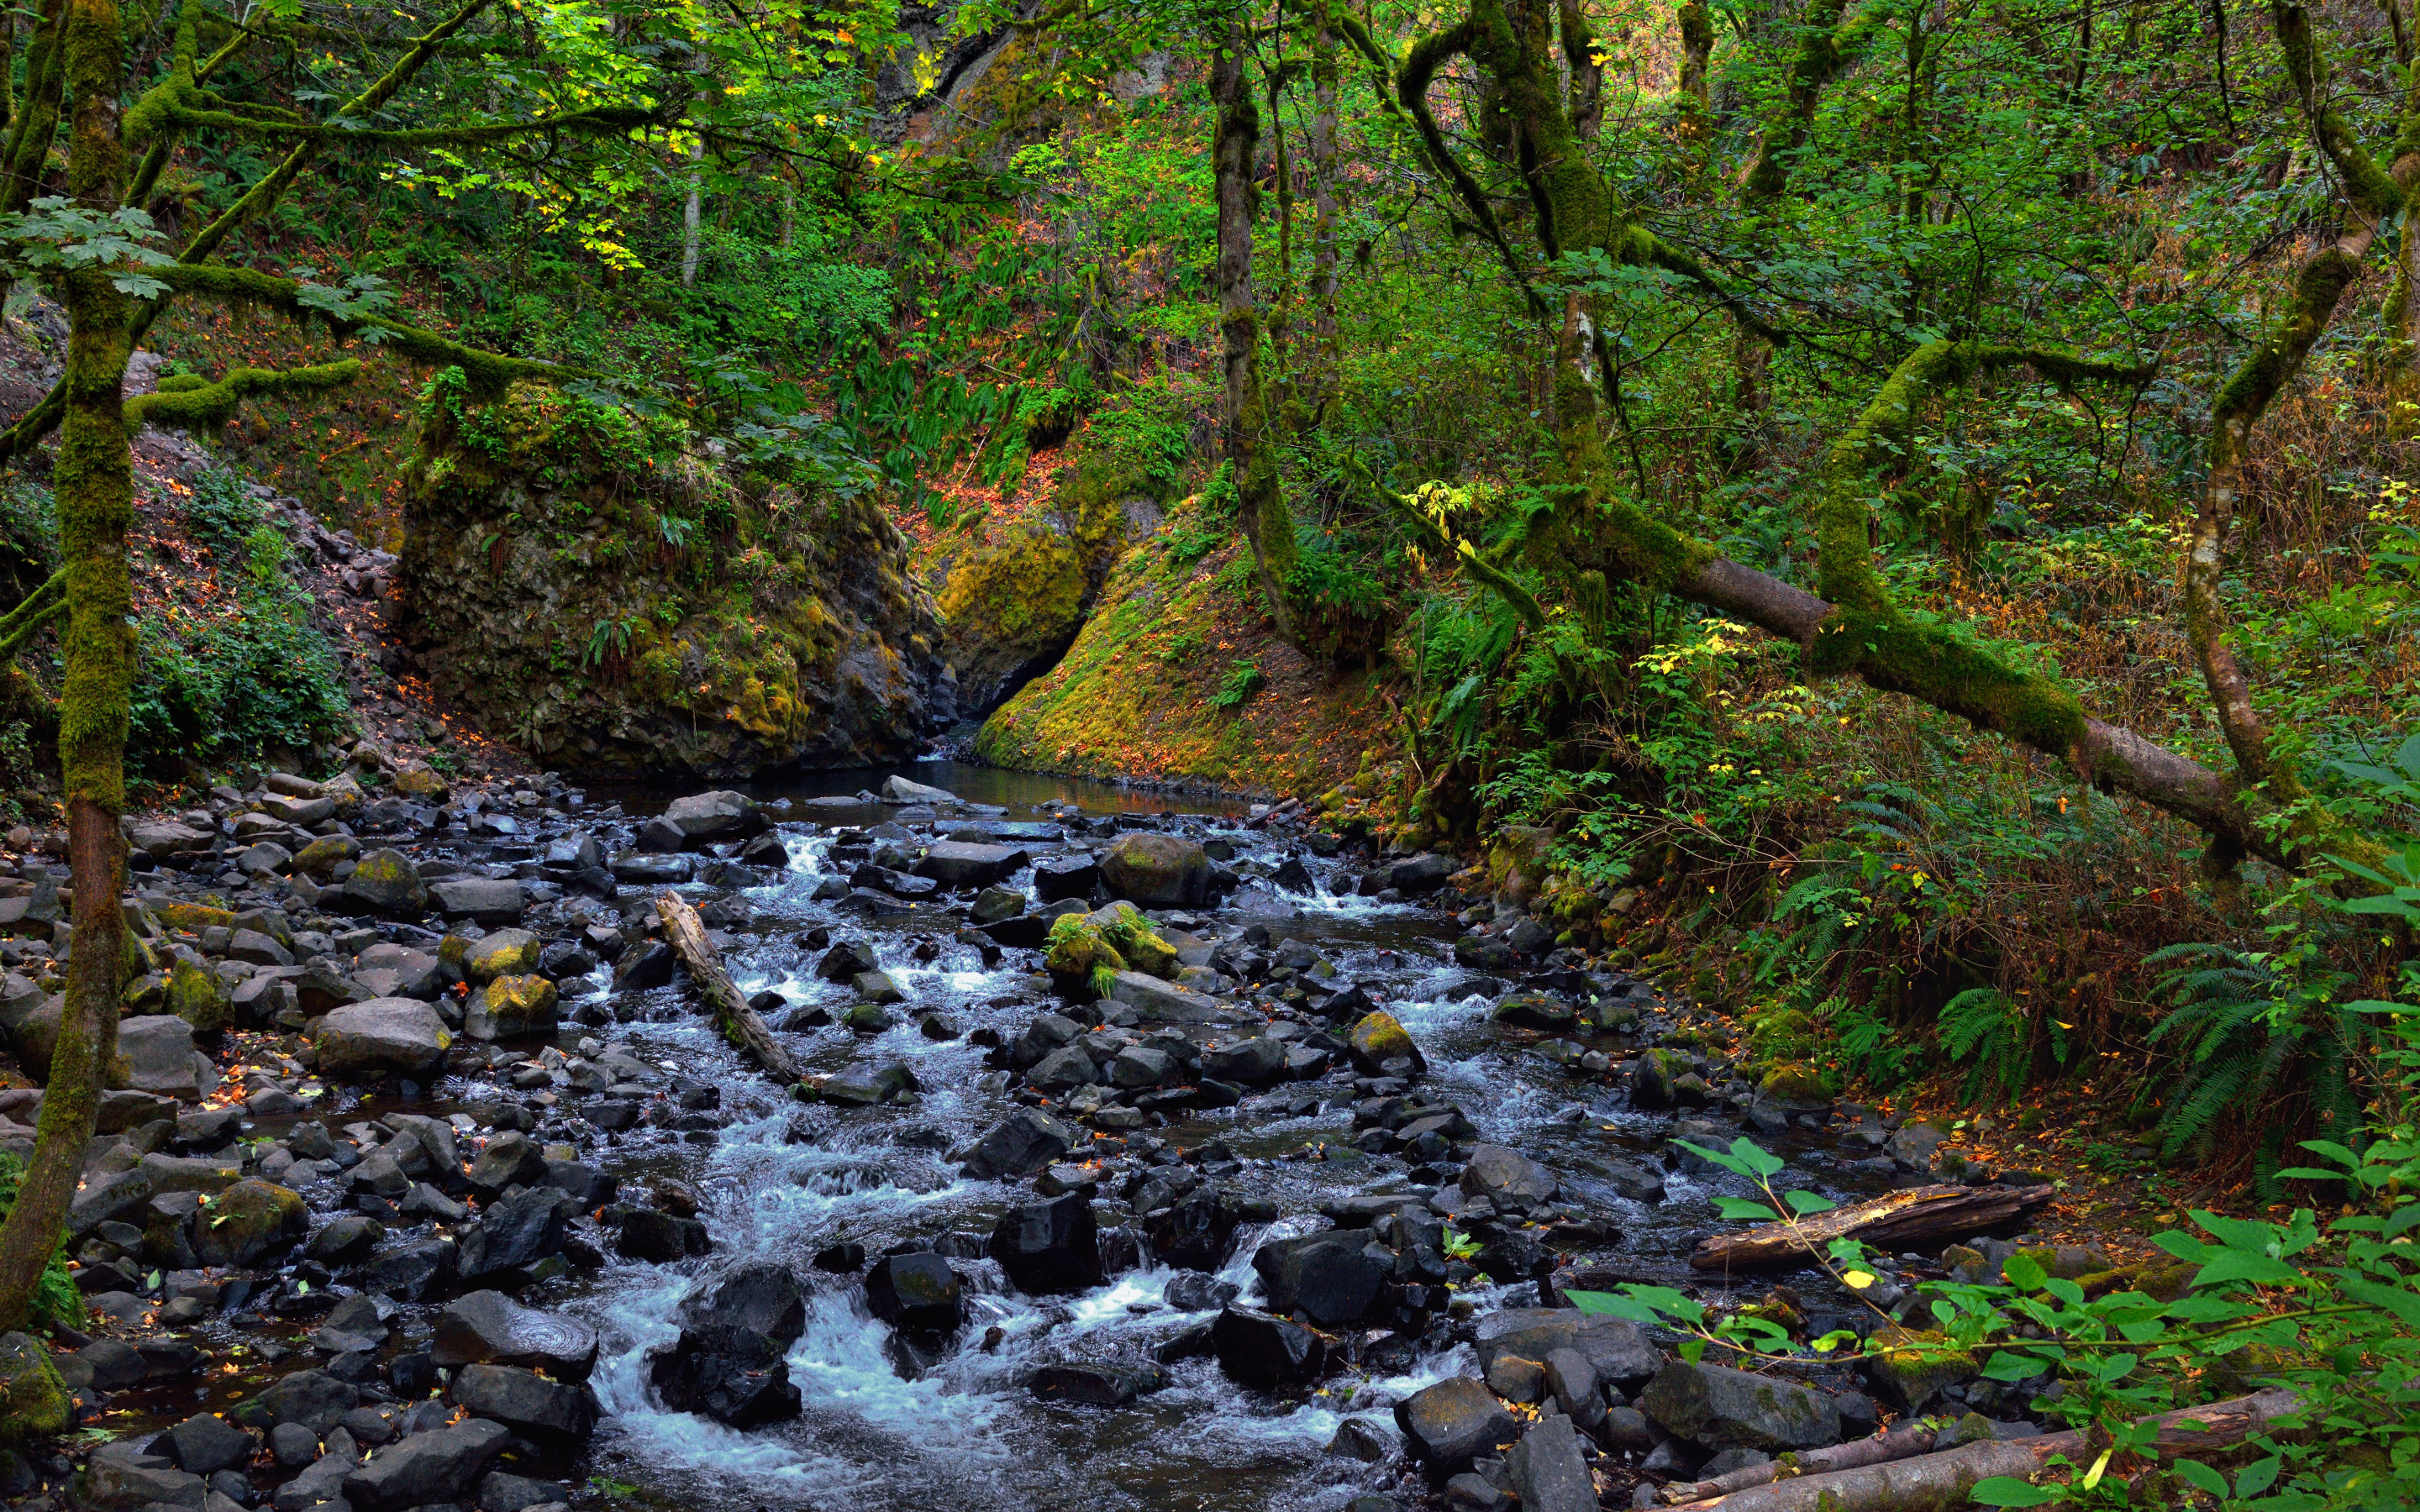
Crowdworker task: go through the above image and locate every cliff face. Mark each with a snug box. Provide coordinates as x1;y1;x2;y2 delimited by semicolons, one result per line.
401;375;951;778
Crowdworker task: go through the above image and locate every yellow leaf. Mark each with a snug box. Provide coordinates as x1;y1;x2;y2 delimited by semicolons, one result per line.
1842;1270;1876;1289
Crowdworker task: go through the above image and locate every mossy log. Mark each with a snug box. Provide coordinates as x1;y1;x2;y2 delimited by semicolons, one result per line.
1689;1183;2054;1273
655;894;800;1085
1668;1389;2302;1510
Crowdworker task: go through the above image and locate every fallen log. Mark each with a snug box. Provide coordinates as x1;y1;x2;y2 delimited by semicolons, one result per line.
655;892;801;1084
1690;1183;2055;1273
1667;1389;2302;1510
1660;1420;1948;1503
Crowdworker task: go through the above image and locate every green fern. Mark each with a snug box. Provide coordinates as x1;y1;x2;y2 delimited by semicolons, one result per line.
2144;942;2365;1163
1939;988;2031;1104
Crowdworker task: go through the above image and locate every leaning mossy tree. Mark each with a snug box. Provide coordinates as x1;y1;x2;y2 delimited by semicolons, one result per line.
0;0;680;1332
1351;0;2417;879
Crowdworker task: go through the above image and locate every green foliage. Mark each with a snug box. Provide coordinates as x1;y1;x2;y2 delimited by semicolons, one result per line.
0;1152;82;1331
1571;1130;2420;1508
1208;659;1265;710
129;470;349;771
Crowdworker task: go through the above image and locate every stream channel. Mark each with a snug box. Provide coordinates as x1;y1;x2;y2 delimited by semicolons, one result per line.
560;762;1739;1512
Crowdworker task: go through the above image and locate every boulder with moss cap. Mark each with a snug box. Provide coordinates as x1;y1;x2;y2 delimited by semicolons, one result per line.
0;1331;70;1444
1347;1011;1425;1077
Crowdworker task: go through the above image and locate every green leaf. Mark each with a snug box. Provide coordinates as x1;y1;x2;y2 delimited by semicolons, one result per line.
1728;1137;1786;1178
1969;1476;2060;1506
2044;1278;2085;1305
2192;1251;2307;1289
2234;1455;2282;1498
1981;1349;2049;1382
2002;1251;2049;1291
2172;1459;2227;1497
1713;1196;1784;1221
2338;1277;2420;1326
1783;1189;1836;1216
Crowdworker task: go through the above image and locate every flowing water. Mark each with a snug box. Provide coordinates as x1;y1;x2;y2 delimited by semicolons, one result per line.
543;763;1747;1512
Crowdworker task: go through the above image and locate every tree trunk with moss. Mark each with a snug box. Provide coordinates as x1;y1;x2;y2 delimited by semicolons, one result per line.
0;0;129;1336
1212;29;1296;638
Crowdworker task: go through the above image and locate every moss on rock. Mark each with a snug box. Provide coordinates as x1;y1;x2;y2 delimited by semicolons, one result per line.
0;1331;70;1445
404;375;949;777
167;957;232;1034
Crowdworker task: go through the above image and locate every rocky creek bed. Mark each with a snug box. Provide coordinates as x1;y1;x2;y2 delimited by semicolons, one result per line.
0;762;2091;1512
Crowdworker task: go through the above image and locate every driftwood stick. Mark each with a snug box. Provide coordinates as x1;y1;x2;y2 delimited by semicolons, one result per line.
1668;1389;2302;1511
656;892;800;1084
1690;1184;2056;1272
1660;1420;1946;1502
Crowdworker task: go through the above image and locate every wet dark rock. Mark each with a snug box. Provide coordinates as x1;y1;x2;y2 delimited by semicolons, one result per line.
821;1060;918;1105
451;1362;599;1438
1460;1144;1558;1212
1474;1310;1664;1393
431;1290;600;1380
1025;1360;1168;1406
613;1205;711;1262
960;1107;1081;1179
813;1241;867;1273
1639;1359;1843;1450
1327;1416;1393;1462
1490;993;1574;1032
234;1368;359;1433
989;1193;1103;1294
1100;833;1212;906
459;1186;567;1278
1251;1232;1385;1326
1142;1189;1240;1271
814;938;881;981
307;1212;384;1265
156;1412;252;1475
865;1252;965;1335
1506;1412;1595;1512
478;1470;572;1512
1395;1376;1516;1473
465;1130;550;1200
1200;1036;1284;1084
1033;854;1101;902
83;1439;203;1510
359;1236;457;1300
341;1416;511;1510
1165;1272;1240;1311
678;1260;808;1347
1388;853;1455;894
1210;1304;1328;1388
917;841;1029;888
613;940;676;990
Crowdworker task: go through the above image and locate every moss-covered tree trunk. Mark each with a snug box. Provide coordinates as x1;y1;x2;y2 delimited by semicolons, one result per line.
0;0;130;1335
1212;28;1296;638
1305;5;1341;418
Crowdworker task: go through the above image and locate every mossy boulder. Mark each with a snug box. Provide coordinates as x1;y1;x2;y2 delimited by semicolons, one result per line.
192;1179;308;1268
289;835;360;878
405;378;950;779
1044;903;1173;1000
167;958;233;1034
392;761;450;799
1860;1326;1977;1414
1630;1047;1697;1108
1485;824;1555;906
465;929;541;984
340;848;427;916
1098;833;1211;907
1348;1011;1425;1076
466;974;558;1042
0;1331;69;1444
154;900;236;933
1759;1063;1834;1107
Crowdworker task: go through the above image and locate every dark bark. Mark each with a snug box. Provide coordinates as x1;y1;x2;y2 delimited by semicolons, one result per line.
1213;28;1296;635
656;895;801;1084
1689;1184;2056;1273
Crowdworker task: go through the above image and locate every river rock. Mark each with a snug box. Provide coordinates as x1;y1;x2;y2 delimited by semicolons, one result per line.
1027;1361;1167;1406
337;849;429;916
466;974;558;1041
1106;969;1254;1025
1251;1232;1385;1326
0;1331;69;1444
881;773;960;806
664;790;768;842
613;1205;709;1261
1211;1304;1327;1388
1144;1189;1240;1271
236;1368;359;1432
1099;832;1211;906
480;1472;571;1512
1397;1376;1518;1472
864;1252;965;1335
459;1186;566;1279
1388;852;1455;894
1638;1359;1842;1450
432;1291;600;1380
313;998;452;1081
1033;853;1100;901
1474;1309;1664;1392
342;1416;510;1511
646;1324;801;1426
1507;1411;1596;1512
155;1410;252;1474
1346;1011;1423;1076
465;1130;551;1200
1460;1143;1557;1212
430;877;527;925
82;1438;203;1510
192;1178;306;1268
916;841;1028;888
1202;1035;1285;1084
960;1107;1080;1179
116;1014;211;1101
452;1362;599;1438
988;1193;1103;1294
678;1260;808;1346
